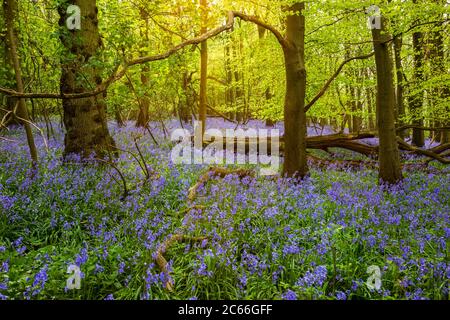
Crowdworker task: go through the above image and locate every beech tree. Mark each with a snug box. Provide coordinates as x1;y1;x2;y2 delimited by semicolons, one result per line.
1;0;448;176
371;15;403;184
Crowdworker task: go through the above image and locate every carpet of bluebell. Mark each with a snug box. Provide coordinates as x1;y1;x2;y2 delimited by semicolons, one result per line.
0;119;449;300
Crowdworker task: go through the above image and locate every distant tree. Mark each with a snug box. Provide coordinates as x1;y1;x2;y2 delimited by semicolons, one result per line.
3;0;38;165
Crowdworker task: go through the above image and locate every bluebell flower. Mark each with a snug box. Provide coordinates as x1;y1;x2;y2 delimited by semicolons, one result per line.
336;291;347;300
104;294;114;300
75;247;89;266
281;289;297;300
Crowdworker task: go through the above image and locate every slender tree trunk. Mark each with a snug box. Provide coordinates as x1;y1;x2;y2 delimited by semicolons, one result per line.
366;83;375;131
224;32;235;120
372;16;403;184
409;3;425;147
430;16;450;143
1;0;18;126
136;7;150;128
58;0;116;158
115;109;124;127
282;2;308;178
232;30;244;122
265;88;275;127
180;71;193;123
4;0;38;165
393;35;405;139
352;85;362;132
199;0;208;137
257;24;274;127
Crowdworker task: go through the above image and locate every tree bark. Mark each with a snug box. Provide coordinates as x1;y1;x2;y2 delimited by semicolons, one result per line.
1;0;19;126
429;15;450;143
372;16;403;184
136;7;151;128
199;0;208;137
232;28;244;122
58;0;116;159
282;2;308;178
257;24;274;127
409;2;425;147
4;0;38;165
393;35;405;139
180;71;193;123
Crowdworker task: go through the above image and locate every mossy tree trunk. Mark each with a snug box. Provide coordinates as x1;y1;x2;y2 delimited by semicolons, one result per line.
58;0;115;159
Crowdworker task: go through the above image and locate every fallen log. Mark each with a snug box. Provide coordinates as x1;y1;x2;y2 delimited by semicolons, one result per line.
190;133;378;157
397;138;450;165
307;154;378;170
430;143;450;155
189;133;449;165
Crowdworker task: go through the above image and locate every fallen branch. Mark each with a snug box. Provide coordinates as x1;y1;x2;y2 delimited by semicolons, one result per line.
178;205;207;217
154;234;208;291
397;138;450;165
188;167;255;202
430;143;450;155
307;154;378;170
396;125;450;133
196;133;378;157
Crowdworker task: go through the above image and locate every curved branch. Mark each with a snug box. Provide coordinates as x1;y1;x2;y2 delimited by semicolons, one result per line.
0;11;288;102
0;12;237;100
232;11;288;48
305;52;375;112
155;234;208;291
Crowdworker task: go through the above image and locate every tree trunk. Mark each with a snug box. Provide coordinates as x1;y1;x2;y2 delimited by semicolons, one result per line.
58;0;116;159
353;87;362;132
409;5;425;147
282;2;308;178
115;109;124;128
199;0;208;137
1;0;19;126
258;24;274;127
430;15;450;143
4;0;38;165
366;85;375;131
180;71;193;123
233;29;244;122
136;7;150;128
393;35;405;139
372;16;403;184
224;31;235;120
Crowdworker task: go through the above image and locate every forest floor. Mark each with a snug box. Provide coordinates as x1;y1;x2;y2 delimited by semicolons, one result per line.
0;119;449;300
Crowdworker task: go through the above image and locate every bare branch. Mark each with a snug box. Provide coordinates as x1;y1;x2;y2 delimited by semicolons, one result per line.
232;11;288;48
396;125;450;133
397;138;450;165
305;52;375;112
0;11;237;100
